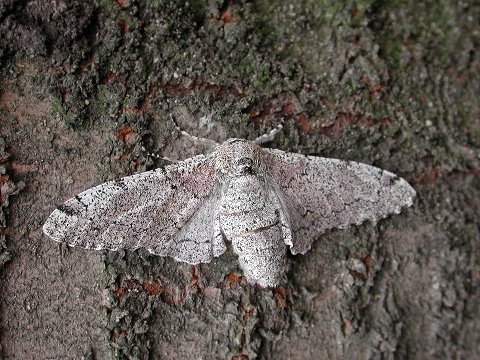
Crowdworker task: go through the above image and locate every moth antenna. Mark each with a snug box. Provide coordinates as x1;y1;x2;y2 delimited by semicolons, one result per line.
140;146;178;164
170;116;218;150
254;121;284;145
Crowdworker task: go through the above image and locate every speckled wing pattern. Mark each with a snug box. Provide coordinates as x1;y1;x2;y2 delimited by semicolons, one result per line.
43;154;223;264
264;148;416;255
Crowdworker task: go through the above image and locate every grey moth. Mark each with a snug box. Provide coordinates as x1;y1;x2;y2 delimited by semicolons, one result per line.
43;138;416;287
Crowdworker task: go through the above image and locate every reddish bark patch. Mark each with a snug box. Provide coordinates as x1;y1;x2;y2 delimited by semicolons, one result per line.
363;255;372;274
114;0;128;7
232;355;248;360
100;72;117;84
114;279;143;297
117;126;133;144
134;159;142;171
187;265;202;292
118;19;129;34
415;164;443;185
274;286;287;309
114;278;188;306
124;85;159;115
111;328;128;340
295;113;310;134
370;84;383;93
143;281;162;296
114;287;128;298
369;84;384;102
282;101;296;116
318;112;392;136
227;272;242;284
242;307;254;322
249;96;307;132
214;10;236;24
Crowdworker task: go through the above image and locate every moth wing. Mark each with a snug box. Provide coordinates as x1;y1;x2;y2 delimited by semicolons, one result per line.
152;187;226;264
43;154;225;264
264;148;416;255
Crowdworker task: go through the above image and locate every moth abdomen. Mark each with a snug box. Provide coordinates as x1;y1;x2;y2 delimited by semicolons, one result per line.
231;225;288;287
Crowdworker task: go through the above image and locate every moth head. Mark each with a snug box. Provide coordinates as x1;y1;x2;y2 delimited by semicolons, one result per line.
215;139;266;180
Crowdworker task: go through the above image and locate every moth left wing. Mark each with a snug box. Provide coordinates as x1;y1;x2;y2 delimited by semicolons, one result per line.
264;148;416;255
43;154;225;264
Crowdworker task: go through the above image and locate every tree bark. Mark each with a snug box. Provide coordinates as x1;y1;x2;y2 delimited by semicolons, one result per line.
0;1;478;359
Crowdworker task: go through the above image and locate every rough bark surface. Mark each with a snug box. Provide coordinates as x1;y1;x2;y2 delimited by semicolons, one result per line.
0;1;479;359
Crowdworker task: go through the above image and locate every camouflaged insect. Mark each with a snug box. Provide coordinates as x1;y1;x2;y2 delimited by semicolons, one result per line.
43;138;416;287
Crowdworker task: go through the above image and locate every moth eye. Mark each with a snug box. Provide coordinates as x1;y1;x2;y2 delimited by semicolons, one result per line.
235;157;254;168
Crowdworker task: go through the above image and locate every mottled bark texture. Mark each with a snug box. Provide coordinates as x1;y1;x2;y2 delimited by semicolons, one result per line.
0;1;479;359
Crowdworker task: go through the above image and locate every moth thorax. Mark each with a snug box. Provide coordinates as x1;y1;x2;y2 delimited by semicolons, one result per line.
221;176;268;214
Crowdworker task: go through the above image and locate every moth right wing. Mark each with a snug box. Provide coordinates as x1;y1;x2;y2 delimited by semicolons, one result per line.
264;148;416;255
43;154;225;264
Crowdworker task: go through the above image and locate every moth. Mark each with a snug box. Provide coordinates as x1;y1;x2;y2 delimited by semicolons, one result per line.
43;138;416;287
